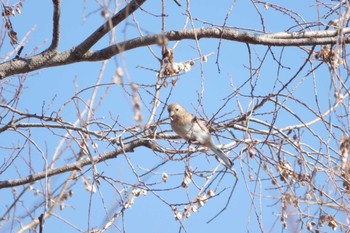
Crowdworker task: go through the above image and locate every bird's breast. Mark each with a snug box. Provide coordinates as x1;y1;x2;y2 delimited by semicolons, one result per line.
171;119;209;144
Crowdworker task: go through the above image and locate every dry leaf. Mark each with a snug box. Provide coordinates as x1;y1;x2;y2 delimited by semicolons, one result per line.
162;172;168;182
181;169;192;188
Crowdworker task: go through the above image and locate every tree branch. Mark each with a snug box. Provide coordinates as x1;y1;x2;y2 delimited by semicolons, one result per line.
1;27;349;79
0;138;149;189
73;0;147;56
47;0;60;52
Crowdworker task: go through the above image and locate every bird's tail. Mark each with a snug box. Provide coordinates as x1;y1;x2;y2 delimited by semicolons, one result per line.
209;145;233;169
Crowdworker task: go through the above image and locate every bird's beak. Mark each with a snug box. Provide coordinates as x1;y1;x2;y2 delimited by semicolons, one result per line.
169;111;174;120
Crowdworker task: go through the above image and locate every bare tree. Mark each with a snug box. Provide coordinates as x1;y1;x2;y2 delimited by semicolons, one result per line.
1;0;350;232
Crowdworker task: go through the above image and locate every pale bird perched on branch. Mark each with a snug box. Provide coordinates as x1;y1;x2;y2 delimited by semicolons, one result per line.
167;103;233;169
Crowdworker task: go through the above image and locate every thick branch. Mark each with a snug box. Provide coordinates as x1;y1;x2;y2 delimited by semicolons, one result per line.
1;27;350;78
47;0;60;51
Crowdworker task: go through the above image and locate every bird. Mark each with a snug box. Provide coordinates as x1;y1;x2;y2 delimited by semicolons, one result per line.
167;103;233;169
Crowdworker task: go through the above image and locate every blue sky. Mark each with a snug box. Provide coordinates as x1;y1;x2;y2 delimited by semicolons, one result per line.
0;0;346;232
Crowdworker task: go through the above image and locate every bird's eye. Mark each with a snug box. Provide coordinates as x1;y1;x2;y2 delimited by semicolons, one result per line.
176;108;179;111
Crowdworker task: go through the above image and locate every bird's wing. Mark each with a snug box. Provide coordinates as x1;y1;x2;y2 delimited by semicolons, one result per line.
192;117;210;134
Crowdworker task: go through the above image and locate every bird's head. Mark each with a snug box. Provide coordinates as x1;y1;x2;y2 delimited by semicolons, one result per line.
167;103;185;121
